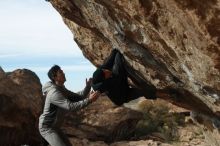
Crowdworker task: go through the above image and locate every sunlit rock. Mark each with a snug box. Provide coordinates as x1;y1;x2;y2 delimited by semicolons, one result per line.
50;0;220;120
0;68;43;145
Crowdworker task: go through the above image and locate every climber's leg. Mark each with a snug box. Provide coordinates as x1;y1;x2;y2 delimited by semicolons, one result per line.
125;87;157;103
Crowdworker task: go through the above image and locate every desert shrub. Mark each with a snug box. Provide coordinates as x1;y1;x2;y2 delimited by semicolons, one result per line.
134;100;184;142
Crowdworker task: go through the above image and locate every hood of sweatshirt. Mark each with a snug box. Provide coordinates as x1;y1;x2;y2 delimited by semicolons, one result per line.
42;81;55;95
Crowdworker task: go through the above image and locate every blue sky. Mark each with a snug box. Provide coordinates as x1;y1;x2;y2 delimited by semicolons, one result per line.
0;0;96;91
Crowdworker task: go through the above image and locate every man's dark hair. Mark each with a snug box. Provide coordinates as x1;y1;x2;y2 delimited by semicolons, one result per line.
48;65;61;82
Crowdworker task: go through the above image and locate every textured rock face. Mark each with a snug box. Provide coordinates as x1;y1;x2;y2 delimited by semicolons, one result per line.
50;0;220;119
55;97;219;146
63;97;143;143
0;68;43;145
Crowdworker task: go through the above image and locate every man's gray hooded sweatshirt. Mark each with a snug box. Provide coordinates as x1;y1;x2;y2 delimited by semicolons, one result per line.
39;81;91;128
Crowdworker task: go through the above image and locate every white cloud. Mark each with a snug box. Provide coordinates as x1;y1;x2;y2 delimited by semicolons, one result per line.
3;65;96;73
0;1;95;91
62;65;96;72
0;0;82;57
0;53;22;58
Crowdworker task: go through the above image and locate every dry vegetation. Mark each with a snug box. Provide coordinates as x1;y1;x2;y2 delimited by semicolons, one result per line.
134;100;186;143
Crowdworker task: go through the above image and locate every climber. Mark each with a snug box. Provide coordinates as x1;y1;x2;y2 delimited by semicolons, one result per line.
92;49;157;106
39;65;100;146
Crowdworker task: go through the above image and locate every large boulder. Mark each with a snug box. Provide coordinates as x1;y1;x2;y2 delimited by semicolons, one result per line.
49;0;220;120
0;68;43;145
63;97;143;143
61;98;218;146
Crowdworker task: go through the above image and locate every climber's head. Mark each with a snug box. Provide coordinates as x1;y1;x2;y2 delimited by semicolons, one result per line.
92;68;112;92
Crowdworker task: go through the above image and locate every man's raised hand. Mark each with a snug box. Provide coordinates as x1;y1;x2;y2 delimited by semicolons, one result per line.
88;90;100;102
86;78;93;86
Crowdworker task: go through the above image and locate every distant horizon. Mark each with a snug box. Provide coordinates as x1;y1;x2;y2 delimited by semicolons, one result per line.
0;0;96;91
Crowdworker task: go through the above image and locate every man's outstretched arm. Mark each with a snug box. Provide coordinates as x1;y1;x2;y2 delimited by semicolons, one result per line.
51;90;99;111
112;52;126;76
101;49;119;69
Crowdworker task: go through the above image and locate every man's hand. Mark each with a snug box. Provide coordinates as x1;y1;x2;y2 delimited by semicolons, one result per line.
88;90;100;102
86;78;93;86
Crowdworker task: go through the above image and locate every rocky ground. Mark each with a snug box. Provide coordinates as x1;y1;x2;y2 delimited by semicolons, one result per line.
62;97;220;146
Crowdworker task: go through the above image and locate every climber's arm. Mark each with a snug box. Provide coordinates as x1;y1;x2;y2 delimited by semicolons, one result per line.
101;49;119;69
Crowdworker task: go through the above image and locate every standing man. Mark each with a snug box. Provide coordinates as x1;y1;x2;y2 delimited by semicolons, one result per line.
39;65;100;146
